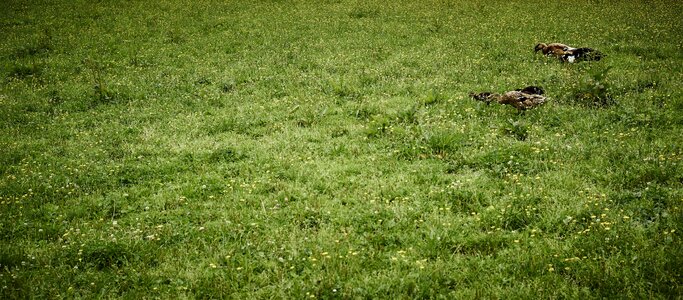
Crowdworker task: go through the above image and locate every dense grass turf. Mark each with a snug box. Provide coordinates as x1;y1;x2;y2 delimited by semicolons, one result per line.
1;0;682;298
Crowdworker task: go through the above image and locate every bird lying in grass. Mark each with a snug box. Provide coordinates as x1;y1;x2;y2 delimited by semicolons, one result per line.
515;85;544;95
497;90;547;110
534;43;574;56
470;86;546;110
560;47;603;63
534;42;602;62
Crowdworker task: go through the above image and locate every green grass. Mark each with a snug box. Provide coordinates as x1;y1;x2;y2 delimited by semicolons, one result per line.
1;0;682;298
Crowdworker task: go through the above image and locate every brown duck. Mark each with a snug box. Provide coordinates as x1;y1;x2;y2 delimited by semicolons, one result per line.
534;43;575;57
470;86;547;110
535;42;602;62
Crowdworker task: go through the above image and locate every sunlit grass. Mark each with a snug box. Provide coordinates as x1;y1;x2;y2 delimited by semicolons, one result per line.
1;0;682;298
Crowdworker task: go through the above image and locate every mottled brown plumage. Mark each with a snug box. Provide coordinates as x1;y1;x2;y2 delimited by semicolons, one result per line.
470;86;547;111
534;43;575;57
560;47;603;63
469;92;495;104
497;91;547;110
535;42;602;63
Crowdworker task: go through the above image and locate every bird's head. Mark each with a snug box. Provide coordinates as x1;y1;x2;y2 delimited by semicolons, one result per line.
469;92;492;101
534;43;547;53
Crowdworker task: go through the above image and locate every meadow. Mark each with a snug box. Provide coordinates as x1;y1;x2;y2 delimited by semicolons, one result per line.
1;0;682;298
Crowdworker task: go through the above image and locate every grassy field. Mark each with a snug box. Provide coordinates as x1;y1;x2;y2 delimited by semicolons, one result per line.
1;0;682;298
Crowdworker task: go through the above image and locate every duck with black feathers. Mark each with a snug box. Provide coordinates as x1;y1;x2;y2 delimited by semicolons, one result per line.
470;86;547;111
535;42;602;62
560;47;603;63
534;43;575;56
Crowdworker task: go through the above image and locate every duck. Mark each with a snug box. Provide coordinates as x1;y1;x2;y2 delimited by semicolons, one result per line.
469;91;496;105
534;43;575;57
497;90;547;110
535;42;602;63
470;86;547;111
516;85;544;95
560;47;603;63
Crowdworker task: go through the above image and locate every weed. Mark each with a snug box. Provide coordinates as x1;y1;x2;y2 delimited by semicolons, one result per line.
0;246;25;270
501;119;530;141
364;115;390;138
208;147;245;163
220;81;236;93
422;130;464;157
77;242;145;270
568;65;615;107
329;78;360;100
348;7;379;19
421;89;446;106
13;29;53;59
83;58;118;106
6;63;43;80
